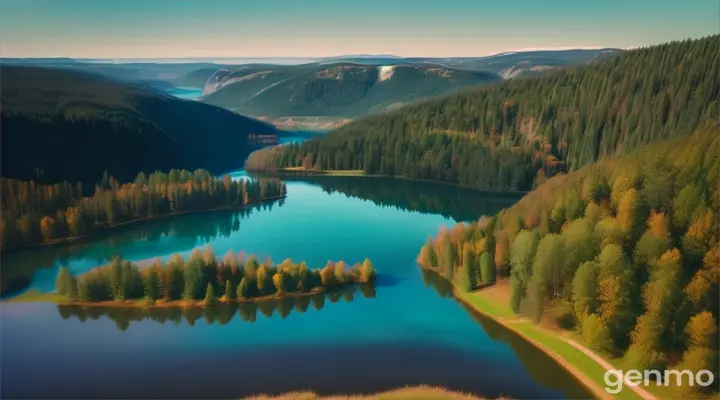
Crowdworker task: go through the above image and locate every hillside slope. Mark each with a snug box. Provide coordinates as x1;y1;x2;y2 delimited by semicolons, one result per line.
1;66;278;184
406;48;622;78
200;63;500;118
418;123;719;398
248;36;718;192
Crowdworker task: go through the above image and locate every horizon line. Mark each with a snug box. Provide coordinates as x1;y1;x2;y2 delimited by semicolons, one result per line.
2;46;626;62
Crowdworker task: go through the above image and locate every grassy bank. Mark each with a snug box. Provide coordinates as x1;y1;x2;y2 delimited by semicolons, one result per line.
244;385;502;400
456;281;677;400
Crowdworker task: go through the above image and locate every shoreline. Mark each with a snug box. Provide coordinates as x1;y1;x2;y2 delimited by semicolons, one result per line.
244;385;493;400
452;287;614;400
1;195;286;254
446;277;665;400
6;283;371;308
252;168;530;196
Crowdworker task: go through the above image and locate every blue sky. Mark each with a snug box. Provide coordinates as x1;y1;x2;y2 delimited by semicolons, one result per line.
0;0;717;58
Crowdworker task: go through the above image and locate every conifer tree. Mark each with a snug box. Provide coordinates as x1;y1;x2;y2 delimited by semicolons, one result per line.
204;283;216;306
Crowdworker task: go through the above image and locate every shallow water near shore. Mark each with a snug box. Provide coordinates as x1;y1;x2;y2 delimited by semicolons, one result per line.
0;172;591;399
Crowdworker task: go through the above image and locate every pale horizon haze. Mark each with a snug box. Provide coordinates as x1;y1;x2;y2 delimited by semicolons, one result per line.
0;0;717;58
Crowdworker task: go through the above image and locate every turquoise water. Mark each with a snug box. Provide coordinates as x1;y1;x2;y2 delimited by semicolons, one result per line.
164;86;204;100
0;173;590;399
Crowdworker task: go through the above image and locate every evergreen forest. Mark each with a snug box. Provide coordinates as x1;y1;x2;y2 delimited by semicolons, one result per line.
417;124;719;397
54;247;377;305
0;169;286;251
247;36;719;192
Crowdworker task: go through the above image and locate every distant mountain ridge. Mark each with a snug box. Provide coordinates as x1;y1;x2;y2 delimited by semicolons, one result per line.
0;66;278;184
1;48;623;126
198;63;500;118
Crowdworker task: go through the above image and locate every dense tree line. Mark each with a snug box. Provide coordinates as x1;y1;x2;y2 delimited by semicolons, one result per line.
0;169;286;251
417;125;719;397
56;284;375;331
1;203;281;297
247;36;718;192
55;247;377;305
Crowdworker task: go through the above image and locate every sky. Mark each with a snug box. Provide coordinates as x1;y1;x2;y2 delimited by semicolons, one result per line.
0;0;717;58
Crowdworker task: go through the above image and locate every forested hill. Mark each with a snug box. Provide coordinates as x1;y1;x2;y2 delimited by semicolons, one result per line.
247;36;719;192
1;66;278;184
418;123;719;398
200;63;500;118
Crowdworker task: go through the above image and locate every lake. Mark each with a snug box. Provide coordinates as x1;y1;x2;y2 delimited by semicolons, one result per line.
0;173;591;399
164;86;204;100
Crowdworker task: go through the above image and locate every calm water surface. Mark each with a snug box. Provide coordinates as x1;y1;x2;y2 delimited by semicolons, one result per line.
0;173;591;399
164;86;204;100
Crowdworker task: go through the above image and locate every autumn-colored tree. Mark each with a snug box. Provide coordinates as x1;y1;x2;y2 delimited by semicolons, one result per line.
417;242;433;268
675;312;719;396
616;188;646;241
646;211;670;238
256;265;273;295
596;244;637;349
334;261;349;284
39;215;56;241
685;246;720;314
297;261;310;291
359;258;376;283
682;210;715;266
272;272;287;295
320;261;336;287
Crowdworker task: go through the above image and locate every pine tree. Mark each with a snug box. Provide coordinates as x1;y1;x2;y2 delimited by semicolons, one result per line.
204;283;216;306
236;278;250;299
144;268;159;303
223;279;236;301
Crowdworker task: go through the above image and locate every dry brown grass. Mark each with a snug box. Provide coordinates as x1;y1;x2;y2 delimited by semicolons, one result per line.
243;385;508;400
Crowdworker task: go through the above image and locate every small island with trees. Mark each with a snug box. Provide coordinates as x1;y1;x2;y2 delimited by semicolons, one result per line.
0;169;286;252
41;246;377;308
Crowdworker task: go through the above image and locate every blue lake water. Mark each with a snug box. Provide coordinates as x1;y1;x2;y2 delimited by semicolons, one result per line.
0;173;590;399
164;86;204;100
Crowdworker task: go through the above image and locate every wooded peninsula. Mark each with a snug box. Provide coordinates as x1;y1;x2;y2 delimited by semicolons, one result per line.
0;169;287;252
